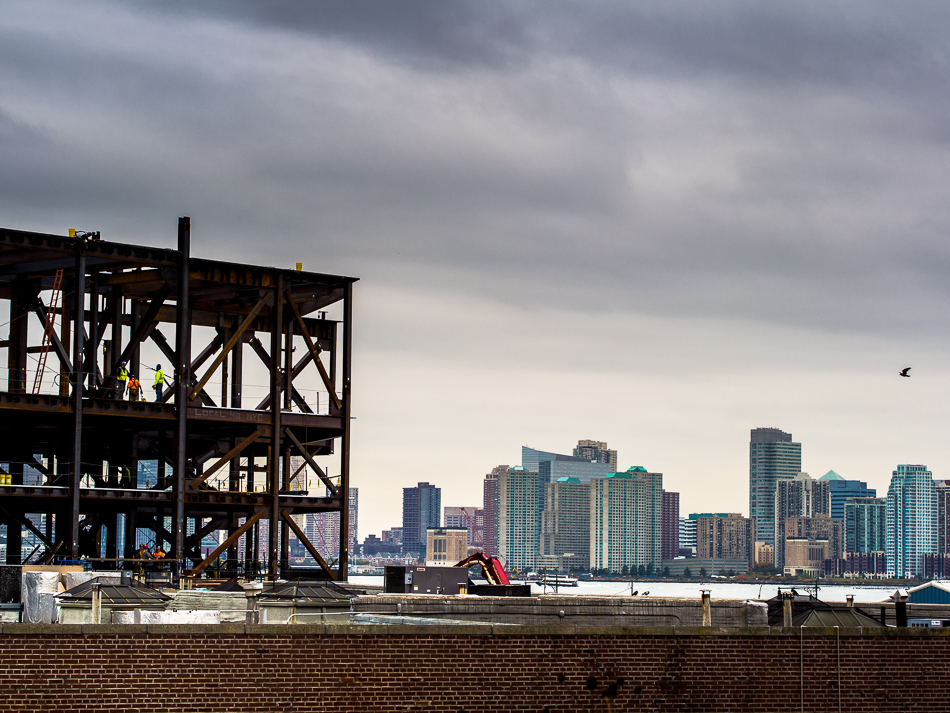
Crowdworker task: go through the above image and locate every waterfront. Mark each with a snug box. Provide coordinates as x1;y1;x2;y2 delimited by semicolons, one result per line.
348;574;900;603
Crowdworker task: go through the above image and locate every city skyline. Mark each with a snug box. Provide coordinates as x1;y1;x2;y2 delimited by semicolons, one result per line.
359;432;928;541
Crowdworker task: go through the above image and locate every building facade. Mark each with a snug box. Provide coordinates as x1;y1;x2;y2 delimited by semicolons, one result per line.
590;467;662;573
402;482;441;559
425;528;468;567
696;514;755;566
444;506;481;549
886;464;937;577
539;477;591;572
749;428;801;546
937;481;950;554
573;440;618;472
819;471;875;521
662;491;680;561
481;465;506;557
781;515;843;575
774;473;831;569
845;497;886;554
499;466;541;572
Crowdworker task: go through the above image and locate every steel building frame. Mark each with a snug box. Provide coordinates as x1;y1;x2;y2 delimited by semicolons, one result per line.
0;219;356;580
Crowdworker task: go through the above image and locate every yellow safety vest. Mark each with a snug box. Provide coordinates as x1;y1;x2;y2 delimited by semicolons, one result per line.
117;366;128;382
154;370;165;386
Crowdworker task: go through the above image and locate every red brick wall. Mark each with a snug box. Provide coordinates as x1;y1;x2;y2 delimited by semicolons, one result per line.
0;626;948;712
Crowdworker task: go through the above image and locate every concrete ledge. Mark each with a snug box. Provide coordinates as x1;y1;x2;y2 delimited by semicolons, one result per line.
82;624;149;635
145;624;246;635
3;622;950;637
490;624;577;636
386;624;494;635
2;624;84;634
577;625;676;636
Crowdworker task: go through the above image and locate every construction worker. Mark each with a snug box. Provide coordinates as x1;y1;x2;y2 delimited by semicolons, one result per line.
121;465;132;488
127;374;142;402
116;361;129;398
153;364;166;402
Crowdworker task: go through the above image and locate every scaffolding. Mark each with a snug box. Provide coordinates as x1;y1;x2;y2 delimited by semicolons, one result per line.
0;219;356;581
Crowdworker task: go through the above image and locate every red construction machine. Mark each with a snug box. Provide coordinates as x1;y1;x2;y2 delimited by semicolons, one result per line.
453;552;512;586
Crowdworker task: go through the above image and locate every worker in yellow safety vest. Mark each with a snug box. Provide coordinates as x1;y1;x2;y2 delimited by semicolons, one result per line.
116;361;129;398
153;364;166;402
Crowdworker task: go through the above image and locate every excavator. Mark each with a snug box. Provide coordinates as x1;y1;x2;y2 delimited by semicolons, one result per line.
453;552;512;586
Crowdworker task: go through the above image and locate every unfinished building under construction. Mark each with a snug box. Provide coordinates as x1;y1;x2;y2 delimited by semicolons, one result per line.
0;219;356;581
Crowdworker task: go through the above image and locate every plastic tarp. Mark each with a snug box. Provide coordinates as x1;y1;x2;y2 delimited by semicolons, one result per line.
62;572;123;591
22;571;59;624
134;609;221;624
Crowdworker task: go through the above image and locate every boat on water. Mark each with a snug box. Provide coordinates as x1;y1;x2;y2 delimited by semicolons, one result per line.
533;575;579;587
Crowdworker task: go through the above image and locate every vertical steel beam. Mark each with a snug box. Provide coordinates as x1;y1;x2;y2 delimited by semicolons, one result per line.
59;298;71;397
130;300;141;380
70;253;85;559
231;334;243;409
173;217;191;563
283;318;293;410
280;446;290;570
88;271;99;389
111;286;123;379
267;277;283;579
219;327;229;408
339;282;353;579
7;277;29;393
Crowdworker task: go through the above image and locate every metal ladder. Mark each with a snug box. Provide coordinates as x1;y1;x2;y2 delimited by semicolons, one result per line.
32;269;64;394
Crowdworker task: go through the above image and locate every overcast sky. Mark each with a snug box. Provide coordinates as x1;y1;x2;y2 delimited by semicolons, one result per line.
4;1;950;538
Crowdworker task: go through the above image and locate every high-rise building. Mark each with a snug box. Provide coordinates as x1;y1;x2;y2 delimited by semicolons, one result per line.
679;517;696;556
680;513;730;558
444;506;481;549
818;471;876;521
425;528;468;567
781;515;843;574
845;497;886;554
539;476;591;572
402;482;441;559
349;487;359;554
696;514;755;566
936;481;950;554
661;491;680;561
521;447;561;475
481;465;507;556
573;440;618;472
538;457;613;485
886;464;937;577
749;428;801;546
774;473;831;569
590;467;662;573
499;466;541;572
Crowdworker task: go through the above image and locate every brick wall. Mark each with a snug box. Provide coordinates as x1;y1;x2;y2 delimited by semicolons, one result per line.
0;624;948;712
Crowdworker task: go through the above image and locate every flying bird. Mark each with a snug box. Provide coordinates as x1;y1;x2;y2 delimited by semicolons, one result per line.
899;368;911;378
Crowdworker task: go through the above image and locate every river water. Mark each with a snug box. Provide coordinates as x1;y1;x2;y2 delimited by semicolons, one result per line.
347;575;900;604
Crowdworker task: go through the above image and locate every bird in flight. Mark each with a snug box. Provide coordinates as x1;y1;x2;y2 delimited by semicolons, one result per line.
899;367;911;378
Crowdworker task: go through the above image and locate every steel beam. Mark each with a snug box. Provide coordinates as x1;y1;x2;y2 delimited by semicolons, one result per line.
173;217;191;562
267;276;283;579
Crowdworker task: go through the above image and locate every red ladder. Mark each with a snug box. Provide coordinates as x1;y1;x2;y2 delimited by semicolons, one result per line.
32;269;64;394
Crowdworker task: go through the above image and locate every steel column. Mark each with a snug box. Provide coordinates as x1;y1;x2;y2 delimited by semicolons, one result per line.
267;276;283;579
339;281;353;579
173;217;191;562
70;252;85;559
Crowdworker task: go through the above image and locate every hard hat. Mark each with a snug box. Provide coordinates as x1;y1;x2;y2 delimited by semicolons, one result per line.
121;361;126;366
156;364;161;369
